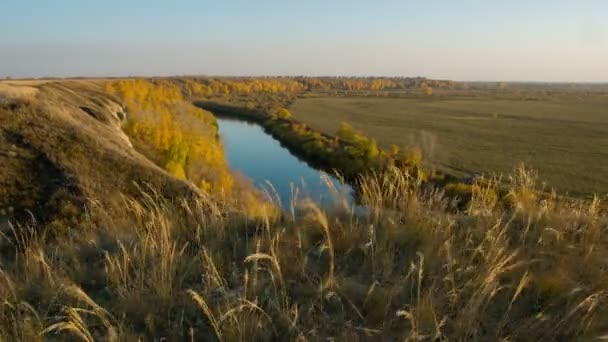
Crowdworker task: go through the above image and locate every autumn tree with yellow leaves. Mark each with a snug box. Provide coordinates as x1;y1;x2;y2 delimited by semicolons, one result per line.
105;79;274;216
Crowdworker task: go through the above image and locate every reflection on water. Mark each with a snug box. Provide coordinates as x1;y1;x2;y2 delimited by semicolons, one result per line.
217;117;354;209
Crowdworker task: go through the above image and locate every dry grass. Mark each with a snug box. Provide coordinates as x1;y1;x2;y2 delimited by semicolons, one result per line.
0;82;204;227
1;165;607;340
0;83;39;98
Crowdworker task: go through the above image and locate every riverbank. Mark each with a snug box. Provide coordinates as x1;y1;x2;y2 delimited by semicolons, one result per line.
197;99;604;211
195;100;425;184
195;100;505;209
216;116;354;209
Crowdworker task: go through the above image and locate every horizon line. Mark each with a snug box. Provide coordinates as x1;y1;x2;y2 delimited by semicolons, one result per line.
3;74;607;85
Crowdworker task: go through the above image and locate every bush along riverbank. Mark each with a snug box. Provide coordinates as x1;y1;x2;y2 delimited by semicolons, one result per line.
195;101;425;184
194;100;588;211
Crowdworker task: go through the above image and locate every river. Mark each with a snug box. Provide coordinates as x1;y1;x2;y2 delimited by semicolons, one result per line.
216;117;354;209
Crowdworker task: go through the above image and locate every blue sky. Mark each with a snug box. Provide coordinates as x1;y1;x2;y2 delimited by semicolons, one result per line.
1;0;606;81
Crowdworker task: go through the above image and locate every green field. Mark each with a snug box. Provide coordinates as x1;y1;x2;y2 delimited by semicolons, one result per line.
290;94;608;196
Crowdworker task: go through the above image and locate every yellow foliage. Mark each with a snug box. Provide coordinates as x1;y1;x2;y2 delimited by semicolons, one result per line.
105;79;277;218
106;80;233;196
165;161;187;179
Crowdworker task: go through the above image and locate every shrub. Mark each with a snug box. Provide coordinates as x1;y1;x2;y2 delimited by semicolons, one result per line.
444;182;474;209
272;107;292;120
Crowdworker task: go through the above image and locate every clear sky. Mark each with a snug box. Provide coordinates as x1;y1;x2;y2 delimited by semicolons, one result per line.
1;0;606;81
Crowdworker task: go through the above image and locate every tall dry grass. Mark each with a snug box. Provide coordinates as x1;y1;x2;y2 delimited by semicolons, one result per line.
0;166;607;340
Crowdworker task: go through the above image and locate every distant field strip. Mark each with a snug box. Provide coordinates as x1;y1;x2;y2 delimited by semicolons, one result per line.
291;95;608;196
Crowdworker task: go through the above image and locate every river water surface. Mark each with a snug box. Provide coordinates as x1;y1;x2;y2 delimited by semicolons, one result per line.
217;117;353;209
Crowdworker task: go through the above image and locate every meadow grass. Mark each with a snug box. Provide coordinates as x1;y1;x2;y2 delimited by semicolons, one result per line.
290;94;608;197
1;165;606;341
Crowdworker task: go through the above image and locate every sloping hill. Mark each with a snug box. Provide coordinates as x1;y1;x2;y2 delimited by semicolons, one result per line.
0;80;200;226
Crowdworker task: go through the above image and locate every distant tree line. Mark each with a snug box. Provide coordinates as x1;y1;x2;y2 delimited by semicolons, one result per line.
163;76;460;99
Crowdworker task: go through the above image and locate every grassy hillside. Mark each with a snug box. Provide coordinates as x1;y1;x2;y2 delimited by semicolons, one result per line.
290;95;608;197
0;80;203;226
1;164;607;340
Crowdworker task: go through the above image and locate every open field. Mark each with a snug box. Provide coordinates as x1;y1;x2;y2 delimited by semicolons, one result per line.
290;94;608;197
